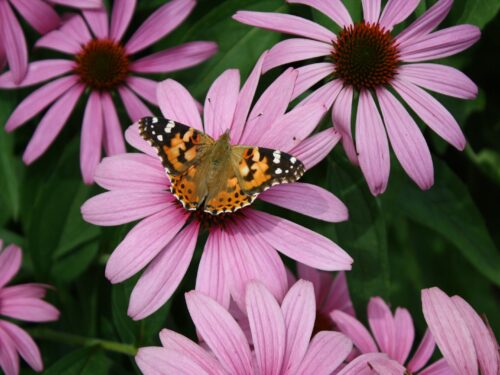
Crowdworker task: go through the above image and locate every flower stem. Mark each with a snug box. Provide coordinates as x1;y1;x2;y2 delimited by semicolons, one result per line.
28;328;137;356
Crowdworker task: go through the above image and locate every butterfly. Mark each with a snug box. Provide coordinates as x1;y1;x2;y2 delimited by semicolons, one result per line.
138;116;305;215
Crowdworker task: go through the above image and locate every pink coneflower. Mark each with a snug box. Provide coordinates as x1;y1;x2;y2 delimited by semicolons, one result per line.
136;280;403;375
234;0;480;194
331;296;453;374
0;240;59;375
0;0;101;83
81;57;353;320
0;0;217;184
422;287;499;375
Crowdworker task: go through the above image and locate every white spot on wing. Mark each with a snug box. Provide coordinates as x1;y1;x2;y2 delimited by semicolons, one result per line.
275;168;282;175
157;135;163;141
290;157;296;164
152;117;159;124
165;121;175;134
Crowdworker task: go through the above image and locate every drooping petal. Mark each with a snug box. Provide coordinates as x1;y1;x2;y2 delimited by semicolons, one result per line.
185;291;254;375
80;92;104;185
0;60;74;88
322;272;355;316
118;85;152;122
367;297;397;359
0;0;28;83
290;127;341;170
47;0;102;8
203;69;240;139
399;25;481;63
0;245;22;288
124;124;158;157
259;183;348;222
233;11;336;44
333;85;358;165
0;327;19;375
196;229;230;309
0;283;49;300
280;280;315;372
10;0;60;34
421;287;478;375
104;207;189;283
336;353;395;375
110;0;136;41
128;222;199;320
379;0;420;30
246;281;286;375
362;0;381;24
331;310;378;354
292;62;335;100
406;329;436;373
125;0;195;54
0;298;59;322
287;0;352;28
297;79;343;110
393;308;414;364
101;92;126;156
397;63;478;100
83;7;108;39
23;84;84;164
392;78;466;150
245;209;353;271
0;38;6;70
356;89;390;196
376;87;434;190
262;38;332;73
157;79;203;131
135;347;210;375
418;358;453;375
130;41;218;74
0;321;42;372
127;76;158;105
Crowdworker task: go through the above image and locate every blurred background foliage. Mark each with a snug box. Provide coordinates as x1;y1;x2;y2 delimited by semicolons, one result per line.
0;0;499;373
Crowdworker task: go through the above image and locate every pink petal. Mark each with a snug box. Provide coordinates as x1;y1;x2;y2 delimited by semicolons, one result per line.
195;229;230;309
125;0;195;55
83;7;108;39
157;79;203;131
5;75;78;132
421;287;478;375
110;0;136;41
392;78;466;150
287;0;353;28
331;310;378;353
0;328;19;375
245;209;353;271
297;79;343;110
290;127;341;170
323;272;355;316
159;330;226;374
295;263;326;304
0;0;28;83
0;283;49;300
126;76;158;105
23;84;84;164
397;63;478;100
130;41;217;74
230;51;265;143
0;245;22;288
104;207;189;283
362;0;381;23
233;11;336;44
418;358;454;375
10;0;60;34
292;62;335;100
452;295;500;375
124;123;158;157
101;92;126;156
293;332;353;375
0;321;42;372
118;85;152;122
406;329;436;373
262;38;332;73
94;153;168;191
203;69;240;139
0;39;6;70
80;91;103;184
135;347;210;375
393;308;414;364
246;281;286;375
396;0;453;47
376;87;434;190
337;353;394;375
399;25;481;63
185;291;253;375
259;182;348;222
280;280;315;372
241;68;297;145
367;297;397;359
58;14;93;46
379;0;419;30
0;298;59;322
368;357;408;375
48;0;102;8
333;86;358;165
128;222;199;320
35;28;82;54
0;59;74;88
356;89;390;196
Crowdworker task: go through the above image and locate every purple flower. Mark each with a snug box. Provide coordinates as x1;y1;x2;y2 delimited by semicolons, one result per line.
0;240;59;375
81;57;353;320
234;0;480;194
0;0;218;184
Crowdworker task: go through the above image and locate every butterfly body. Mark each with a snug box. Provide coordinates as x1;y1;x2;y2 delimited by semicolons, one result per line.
138;117;305;215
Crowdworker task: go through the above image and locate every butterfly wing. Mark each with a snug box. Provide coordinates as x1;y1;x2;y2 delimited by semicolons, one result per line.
138;117;213;176
204;174;259;215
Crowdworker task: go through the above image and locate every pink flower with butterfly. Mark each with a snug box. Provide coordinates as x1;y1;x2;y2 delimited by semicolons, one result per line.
0;0;217;184
234;0;480;194
0;240;59;375
0;0;102;84
81;54;353;320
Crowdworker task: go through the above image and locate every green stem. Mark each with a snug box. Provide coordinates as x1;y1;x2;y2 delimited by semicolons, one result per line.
28;328;137;356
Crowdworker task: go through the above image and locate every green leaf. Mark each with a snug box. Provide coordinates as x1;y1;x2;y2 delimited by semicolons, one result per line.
382;157;500;286
455;0;500;28
44;347;112;375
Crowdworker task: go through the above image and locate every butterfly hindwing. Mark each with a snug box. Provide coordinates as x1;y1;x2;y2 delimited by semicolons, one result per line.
204;175;258;215
138;117;213;176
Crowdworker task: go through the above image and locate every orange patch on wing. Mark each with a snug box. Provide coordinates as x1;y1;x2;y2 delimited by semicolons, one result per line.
205;177;255;214
170;170;200;211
